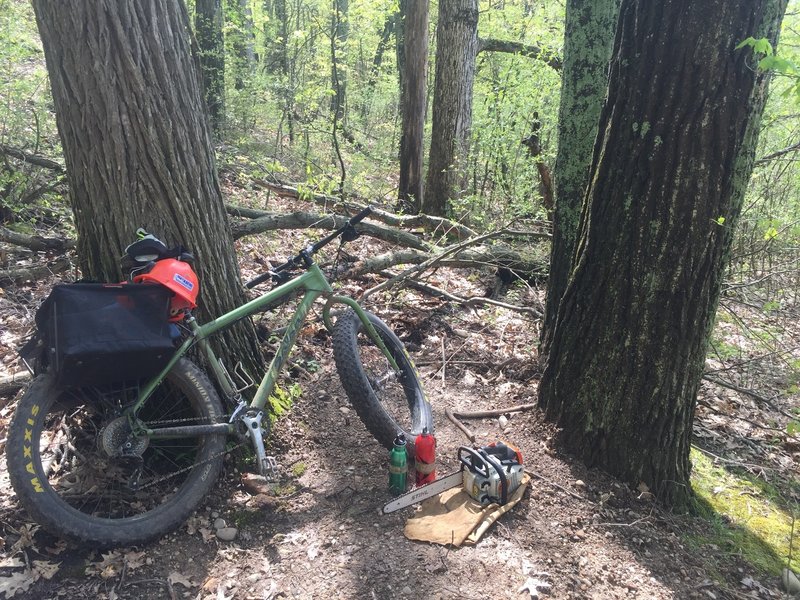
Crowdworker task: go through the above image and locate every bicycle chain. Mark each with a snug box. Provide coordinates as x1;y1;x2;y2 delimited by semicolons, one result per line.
129;413;255;490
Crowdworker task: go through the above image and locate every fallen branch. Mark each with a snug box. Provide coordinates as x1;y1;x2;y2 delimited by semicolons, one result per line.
0;371;31;396
526;469;589;502
362;229;510;300
229;209;432;251
0;256;72;287
0;226;75;253
400;278;542;318
452;403;537;419
0;144;64;172
229;187;479;240
446;408;475;442
703;374;796;421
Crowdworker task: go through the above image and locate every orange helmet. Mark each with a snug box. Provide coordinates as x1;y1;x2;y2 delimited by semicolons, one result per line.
134;258;199;319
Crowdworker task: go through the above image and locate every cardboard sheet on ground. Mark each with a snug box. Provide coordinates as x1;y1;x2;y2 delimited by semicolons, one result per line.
403;473;531;546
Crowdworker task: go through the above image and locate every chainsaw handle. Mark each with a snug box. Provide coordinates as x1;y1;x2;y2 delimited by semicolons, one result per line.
458;446;491;478
483;441;524;465
481;452;509;505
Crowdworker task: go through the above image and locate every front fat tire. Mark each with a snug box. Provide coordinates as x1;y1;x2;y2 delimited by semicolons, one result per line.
6;359;226;547
332;309;432;453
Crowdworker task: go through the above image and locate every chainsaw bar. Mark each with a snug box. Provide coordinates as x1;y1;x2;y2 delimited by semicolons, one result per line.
381;470;463;514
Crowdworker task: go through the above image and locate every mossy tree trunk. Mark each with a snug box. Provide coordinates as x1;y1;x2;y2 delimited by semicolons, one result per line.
32;0;264;391
538;0;787;506
540;0;619;358
423;0;478;217
195;0;226;133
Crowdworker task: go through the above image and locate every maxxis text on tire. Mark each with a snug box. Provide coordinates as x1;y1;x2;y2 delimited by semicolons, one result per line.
6;358;226;547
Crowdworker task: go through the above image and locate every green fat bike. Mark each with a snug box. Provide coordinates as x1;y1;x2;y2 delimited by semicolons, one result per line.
6;207;432;547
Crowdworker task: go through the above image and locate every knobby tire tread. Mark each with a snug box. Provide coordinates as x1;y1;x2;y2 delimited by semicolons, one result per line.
332;309;432;454
6;358;226;547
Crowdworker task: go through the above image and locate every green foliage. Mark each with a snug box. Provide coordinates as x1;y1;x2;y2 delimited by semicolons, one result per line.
268;382;302;421
737;36;800;100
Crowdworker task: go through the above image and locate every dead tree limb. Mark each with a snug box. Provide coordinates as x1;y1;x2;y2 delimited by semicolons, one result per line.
0;371;31;396
399;278;542;317
0;226;75;253
228;183;479;240
453;403;537;418
477;37;562;71
0;256;72;287
229;210;433;251
446;408;476;442
362;230;509;299
0;144;64;171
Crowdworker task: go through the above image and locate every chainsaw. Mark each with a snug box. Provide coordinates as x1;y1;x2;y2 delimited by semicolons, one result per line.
382;442;524;514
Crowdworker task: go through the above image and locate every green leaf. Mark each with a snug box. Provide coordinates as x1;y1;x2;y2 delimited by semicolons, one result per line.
716;216;726;225
735;37;754;50
763;226;779;241
736;37;773;55
788;421;800;435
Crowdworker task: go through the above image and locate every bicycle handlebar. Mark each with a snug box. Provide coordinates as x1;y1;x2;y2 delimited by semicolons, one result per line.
245;206;373;289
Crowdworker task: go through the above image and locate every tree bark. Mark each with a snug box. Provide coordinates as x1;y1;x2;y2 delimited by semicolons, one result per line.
540;0;619;358
32;0;264;386
195;0;226;133
423;0;478;217
538;0;787;506
397;0;429;212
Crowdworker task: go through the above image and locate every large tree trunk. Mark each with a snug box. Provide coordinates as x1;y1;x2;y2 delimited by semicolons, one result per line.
540;0;619;358
397;0;428;213
538;0;787;506
32;0;264;387
195;0;226;133
423;0;478;217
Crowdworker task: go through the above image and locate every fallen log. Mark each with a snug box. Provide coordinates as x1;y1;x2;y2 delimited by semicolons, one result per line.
0;371;31;396
0;256;72;287
0;226;75;253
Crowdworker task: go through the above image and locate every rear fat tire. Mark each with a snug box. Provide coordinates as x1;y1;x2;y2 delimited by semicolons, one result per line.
6;358;226;547
332;309;432;454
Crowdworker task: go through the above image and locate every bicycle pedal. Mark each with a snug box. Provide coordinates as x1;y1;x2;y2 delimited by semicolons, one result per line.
261;456;279;480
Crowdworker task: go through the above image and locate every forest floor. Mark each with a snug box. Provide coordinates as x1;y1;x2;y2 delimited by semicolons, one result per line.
1;194;799;599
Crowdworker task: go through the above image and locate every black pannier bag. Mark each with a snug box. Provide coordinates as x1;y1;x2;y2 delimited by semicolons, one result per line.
32;283;178;387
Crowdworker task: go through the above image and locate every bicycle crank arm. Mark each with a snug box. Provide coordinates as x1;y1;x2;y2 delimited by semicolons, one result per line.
241;411;279;479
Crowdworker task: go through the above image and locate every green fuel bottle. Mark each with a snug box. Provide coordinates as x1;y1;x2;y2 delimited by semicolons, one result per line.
389;434;407;495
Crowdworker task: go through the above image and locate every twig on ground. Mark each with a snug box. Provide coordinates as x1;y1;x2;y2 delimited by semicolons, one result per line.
525;469;589;502
400;278;542;317
446;408;475;442
703;374;796;421
452;403;537;419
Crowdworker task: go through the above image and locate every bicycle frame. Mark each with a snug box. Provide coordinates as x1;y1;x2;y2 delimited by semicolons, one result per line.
128;262;399;446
